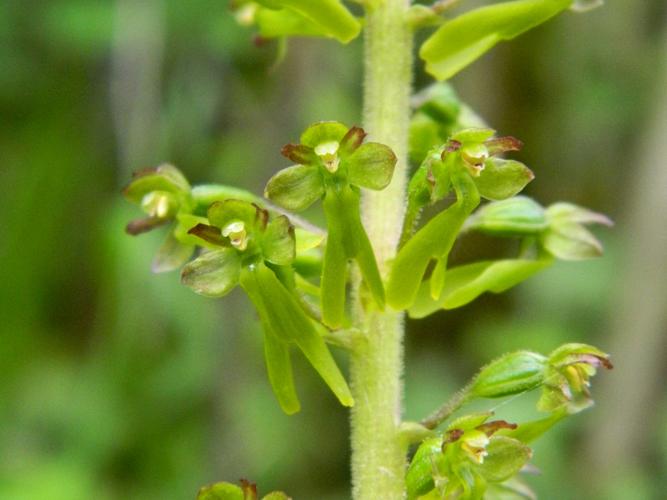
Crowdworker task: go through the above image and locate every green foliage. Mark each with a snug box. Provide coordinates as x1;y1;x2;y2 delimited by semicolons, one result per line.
197;479;291;500
419;0;574;80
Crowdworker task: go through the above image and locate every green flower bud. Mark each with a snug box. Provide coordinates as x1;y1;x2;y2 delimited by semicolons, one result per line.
538;343;612;413
465;196;548;237
470;351;547;399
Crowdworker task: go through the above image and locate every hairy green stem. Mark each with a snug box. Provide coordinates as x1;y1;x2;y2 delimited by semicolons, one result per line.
349;1;413;499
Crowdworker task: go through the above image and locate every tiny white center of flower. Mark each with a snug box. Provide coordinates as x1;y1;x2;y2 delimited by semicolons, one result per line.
315;141;341;172
222;221;248;251
461;432;490;464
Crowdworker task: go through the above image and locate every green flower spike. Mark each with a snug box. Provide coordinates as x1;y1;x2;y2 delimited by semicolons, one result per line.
407;413;531;500
197;478;290;500
265;121;397;328
538;343;612;414
182;199;353;414
388;128;534;310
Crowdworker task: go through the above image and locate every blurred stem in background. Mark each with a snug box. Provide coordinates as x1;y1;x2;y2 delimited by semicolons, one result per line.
110;0;164;176
584;14;667;498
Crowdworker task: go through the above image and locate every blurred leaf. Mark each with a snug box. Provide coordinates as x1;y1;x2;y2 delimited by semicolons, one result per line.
419;0;572;80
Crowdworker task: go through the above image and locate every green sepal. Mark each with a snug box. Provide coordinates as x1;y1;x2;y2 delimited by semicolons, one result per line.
151;229;194;273
242;263;353;407
452;128;495;144
181;249;242;298
257;0;361;44
470;351;547;399
387;173;480;310
465;196;548;237
123;163;190;204
294;227;324;253
321;186;385;327
208;199;267;232
419;0;573;80
406;437;445;499
477;436;532;483
546;202;613;226
197;481;244;500
410;258;552;318
263;329;301;415
264;164;324;212
300;121;349;148
262;215;296;265
474;158;534;201
447;411;493;431
173;214;217;247
540;222;603;260
345;142;397;190
497;408;568;444
191;184;259;208
261;493;291;500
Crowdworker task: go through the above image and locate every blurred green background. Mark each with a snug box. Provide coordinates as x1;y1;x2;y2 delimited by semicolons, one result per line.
1;1;666;499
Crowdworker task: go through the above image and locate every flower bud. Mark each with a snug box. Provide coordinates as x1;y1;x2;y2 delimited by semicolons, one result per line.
470;351;547;399
538;343;612;413
465;196;548;237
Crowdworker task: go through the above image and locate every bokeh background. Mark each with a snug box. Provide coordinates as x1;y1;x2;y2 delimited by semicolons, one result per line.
1;1;666;499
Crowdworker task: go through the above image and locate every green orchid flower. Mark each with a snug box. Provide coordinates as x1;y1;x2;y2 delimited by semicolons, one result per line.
182;199;353;414
388;128;533;310
123;164;204;273
538;343;612;414
265;121;397;328
407;413;531;500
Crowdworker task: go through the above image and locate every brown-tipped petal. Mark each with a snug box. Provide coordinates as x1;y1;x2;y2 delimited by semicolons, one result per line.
476;420;518;437
441;139;462;160
339;125;367;156
485;136;524;156
187;223;227;246
280;143;318;165
240;479;258;500
125;217;169;235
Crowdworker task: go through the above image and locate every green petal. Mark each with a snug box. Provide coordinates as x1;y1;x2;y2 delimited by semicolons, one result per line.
478;436;532;482
419;0;572;80
123;164;190;204
264;164;324;212
497;408;568;443
346;142;397;190
546;202;613;226
181;249;241;297
300;121;349;148
152;230;194;273
208;199;267;232
409;258;552;318
263;331;301;415
294;227;324;253
250;263;353;407
262;215;296;265
191;184;259;208
474;158;534;201
540;222;603;260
